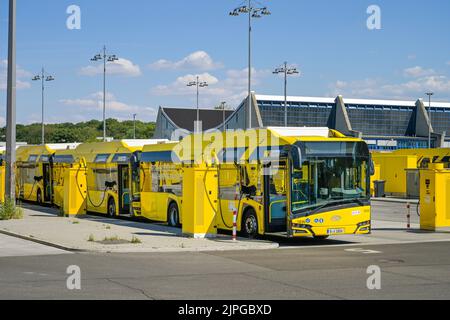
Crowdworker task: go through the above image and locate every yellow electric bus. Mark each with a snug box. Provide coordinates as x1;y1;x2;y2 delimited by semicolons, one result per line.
16;144;78;205
79;140;167;217
143;127;372;238
136;142;183;226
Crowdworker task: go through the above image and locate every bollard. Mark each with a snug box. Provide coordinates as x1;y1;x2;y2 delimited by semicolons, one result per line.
407;202;411;229
232;209;238;241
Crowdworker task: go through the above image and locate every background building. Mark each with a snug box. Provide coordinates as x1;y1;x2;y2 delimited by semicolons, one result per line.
154;94;450;150
154;107;234;140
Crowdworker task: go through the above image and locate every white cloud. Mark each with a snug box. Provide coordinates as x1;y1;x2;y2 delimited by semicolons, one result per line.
149;51;223;71
60;92;156;115
79;58;142;77
403;66;436;78
329;74;450;100
150;67;270;106
0;59;32;90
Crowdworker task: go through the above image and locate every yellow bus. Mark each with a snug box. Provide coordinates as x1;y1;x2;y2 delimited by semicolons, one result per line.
136;142;183;226
16;144;78;205
144;127;372;238
78;140;167;217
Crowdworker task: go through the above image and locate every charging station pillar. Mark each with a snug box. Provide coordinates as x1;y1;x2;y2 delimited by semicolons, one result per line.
182;164;218;238
420;163;450;231
63;167;87;216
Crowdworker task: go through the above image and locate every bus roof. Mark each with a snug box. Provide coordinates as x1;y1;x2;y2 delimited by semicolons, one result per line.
16;144;78;162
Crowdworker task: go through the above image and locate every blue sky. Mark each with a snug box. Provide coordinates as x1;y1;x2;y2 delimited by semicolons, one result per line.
1;0;449;125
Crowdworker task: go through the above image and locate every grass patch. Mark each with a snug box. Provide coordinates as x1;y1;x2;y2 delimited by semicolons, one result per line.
72;221;80;225
103;235;120;242
131;236;142;244
0;198;23;221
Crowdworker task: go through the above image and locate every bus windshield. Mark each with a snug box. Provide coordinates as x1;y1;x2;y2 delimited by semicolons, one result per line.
291;141;370;216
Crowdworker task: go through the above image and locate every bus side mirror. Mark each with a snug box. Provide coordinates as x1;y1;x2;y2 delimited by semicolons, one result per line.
291;146;303;170
369;156;375;176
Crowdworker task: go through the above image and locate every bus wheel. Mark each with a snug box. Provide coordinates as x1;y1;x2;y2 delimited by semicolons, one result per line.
36;190;42;205
242;208;258;238
107;198;116;218
168;202;180;227
314;235;329;240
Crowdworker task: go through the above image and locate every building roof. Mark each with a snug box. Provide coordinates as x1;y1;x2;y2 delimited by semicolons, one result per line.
256;94;450;109
161;107;234;132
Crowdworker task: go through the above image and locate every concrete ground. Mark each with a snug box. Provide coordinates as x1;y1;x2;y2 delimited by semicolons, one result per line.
0;199;449;300
0;205;277;253
0;241;449;300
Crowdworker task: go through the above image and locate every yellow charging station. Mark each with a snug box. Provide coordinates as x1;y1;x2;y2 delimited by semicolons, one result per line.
0;165;5;203
63;167;87;216
182;164;218;238
420;163;450;231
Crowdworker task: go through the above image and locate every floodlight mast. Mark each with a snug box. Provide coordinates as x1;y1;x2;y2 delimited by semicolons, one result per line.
32;67;55;145
90;46;119;141
187;76;209;133
273;62;300;127
229;1;271;129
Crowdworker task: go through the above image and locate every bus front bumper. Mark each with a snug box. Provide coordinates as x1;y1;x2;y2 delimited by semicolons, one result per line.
291;221;371;238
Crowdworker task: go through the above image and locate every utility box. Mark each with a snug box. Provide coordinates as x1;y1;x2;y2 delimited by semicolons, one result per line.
373;180;386;198
182;165;218;238
63;167;87;216
420;164;450;231
406;169;420;199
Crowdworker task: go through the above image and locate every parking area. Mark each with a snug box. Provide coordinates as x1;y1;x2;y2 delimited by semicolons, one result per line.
1;199;449;254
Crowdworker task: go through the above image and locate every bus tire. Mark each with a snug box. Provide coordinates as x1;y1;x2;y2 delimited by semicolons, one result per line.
36;189;42;205
314;235;329;240
107;198;116;218
242;208;258;239
167;202;180;227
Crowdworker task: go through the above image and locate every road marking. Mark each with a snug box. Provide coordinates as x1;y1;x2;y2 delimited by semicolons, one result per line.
345;248;382;254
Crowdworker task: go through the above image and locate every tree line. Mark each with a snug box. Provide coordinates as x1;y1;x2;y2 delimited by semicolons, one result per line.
0;119;156;145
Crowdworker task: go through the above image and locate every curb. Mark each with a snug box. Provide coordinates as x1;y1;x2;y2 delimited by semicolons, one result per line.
0;229;279;254
0;229;85;253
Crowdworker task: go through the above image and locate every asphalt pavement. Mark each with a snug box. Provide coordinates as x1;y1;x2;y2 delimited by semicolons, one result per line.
0;200;449;300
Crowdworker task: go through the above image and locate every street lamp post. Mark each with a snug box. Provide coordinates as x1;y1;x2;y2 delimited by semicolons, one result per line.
426;92;434;149
273;62;300;127
187;76;208;133
32;68;55;145
133;114;137;139
5;0;16;201
91;46;119;142
229;1;271;129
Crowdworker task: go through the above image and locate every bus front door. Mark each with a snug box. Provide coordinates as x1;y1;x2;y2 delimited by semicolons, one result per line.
42;163;52;203
118;165;131;215
263;162;288;233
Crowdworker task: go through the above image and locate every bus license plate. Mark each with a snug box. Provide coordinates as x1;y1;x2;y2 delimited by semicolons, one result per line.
327;228;344;235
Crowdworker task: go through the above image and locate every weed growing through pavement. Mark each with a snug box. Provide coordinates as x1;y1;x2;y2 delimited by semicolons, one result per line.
0;198;23;220
88;234;95;242
131;236;141;244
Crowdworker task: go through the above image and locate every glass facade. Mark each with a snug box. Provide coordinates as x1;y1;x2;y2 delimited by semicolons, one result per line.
258;101;332;127
428;107;450;135
347;104;414;136
224;101;246;131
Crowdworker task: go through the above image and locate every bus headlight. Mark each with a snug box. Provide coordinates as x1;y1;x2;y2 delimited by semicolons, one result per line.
292;224;311;230
357;221;371;227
